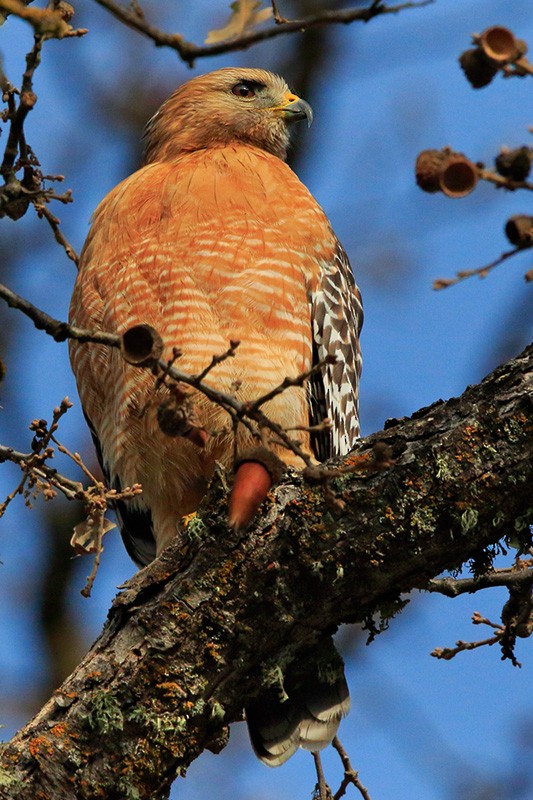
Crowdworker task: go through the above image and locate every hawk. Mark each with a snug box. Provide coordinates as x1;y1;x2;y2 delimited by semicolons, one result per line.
69;67;363;766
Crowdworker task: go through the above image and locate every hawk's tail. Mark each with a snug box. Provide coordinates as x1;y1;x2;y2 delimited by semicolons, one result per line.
245;638;350;767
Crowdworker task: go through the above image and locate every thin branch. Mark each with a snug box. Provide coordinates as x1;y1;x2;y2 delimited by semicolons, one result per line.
93;0;434;65
332;737;373;800
478;166;533;192
0;282;318;467
34;201;79;265
503;56;533;78
0;442;82;505
427;566;533;597
433;245;526;290
193;339;240;384
431;634;501;661
0;34;43;180
245;355;335;413
313;751;332;800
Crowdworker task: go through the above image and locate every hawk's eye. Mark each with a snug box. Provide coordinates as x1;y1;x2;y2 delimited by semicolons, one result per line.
231;81;258;98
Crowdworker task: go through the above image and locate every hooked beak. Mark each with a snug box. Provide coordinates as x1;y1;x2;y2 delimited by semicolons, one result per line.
273;91;313;127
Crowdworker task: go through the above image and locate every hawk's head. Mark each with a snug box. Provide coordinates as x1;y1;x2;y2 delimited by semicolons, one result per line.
142;67;312;164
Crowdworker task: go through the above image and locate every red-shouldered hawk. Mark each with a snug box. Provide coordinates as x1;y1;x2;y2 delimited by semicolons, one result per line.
69;68;363;766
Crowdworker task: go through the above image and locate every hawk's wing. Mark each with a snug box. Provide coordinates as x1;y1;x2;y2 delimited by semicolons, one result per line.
309;241;363;461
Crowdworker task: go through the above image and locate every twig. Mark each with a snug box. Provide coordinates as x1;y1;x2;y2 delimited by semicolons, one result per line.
193;339;240;383
0;35;43;180
0;283;314;466
431;634;501;661
0;283;394;483
503;56;533;78
313;751;332;800
0;443;83;504
427;566;533;597
270;0;287;24
0;32;78;260
244;355;335;413
93;0;434;65
332;737;372;800
433;246;525;290
478;167;533;193
34;201;79;265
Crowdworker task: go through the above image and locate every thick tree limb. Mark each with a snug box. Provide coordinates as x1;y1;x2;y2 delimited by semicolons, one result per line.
0;345;532;799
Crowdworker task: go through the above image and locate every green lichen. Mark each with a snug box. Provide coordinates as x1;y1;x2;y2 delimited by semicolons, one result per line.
503;417;527;443
259;664;288;701
492;511;506;528
435;452;455;481
210;701;225;720
127;706;187;740
460;508;479;534
410;506;437;536
87;690;124;735
184;514;207;540
116;777;141;800
0;766;22;789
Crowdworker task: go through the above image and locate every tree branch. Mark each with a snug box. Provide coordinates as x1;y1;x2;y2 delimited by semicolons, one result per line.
93;0;434;65
0;343;531;799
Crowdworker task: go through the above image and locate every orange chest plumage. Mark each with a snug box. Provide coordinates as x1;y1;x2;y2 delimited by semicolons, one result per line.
74;145;334;382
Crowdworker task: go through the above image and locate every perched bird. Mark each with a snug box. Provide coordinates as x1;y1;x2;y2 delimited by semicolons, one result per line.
69;67;363;766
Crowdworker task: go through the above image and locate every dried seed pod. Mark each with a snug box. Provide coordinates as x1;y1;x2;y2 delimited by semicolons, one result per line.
416;148;478;198
477;25;523;64
505;215;533;247
495;146;532;181
415;149;446;193
458;48;498;88
157;396;206;446
157;397;190;437
120;323;164;366
439;155;478;198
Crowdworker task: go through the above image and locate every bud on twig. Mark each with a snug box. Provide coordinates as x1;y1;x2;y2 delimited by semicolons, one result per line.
415;148;478;198
120;324;164;366
504;215;533;247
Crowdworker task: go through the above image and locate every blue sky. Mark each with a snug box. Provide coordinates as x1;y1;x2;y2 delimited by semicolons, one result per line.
1;2;532;799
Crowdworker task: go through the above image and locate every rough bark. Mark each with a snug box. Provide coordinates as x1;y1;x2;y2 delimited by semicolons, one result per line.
1;344;532;800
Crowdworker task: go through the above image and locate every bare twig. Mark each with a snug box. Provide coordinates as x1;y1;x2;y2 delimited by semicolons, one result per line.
193;339;240;383
34;201;79;265
332;737;372;800
313;751;332;800
433;246;525;290
503;56;533;78
244;355;335;413
0;282;318;467
270;0;288;24
478;166;533;192
431;634;501;661
93;0;434;65
427;566;533;596
0;34;43;180
0;402;143;595
0;29;79;259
